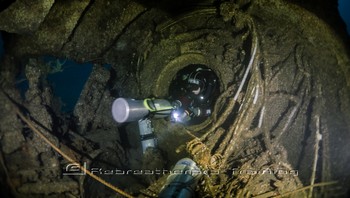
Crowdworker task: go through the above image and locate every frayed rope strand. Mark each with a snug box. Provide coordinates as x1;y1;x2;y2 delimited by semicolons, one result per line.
13;107;134;198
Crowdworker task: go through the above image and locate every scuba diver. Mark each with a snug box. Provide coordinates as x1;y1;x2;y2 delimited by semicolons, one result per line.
111;65;219;152
169;65;220;124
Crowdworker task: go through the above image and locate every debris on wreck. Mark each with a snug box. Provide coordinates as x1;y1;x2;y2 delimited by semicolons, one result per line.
0;0;350;197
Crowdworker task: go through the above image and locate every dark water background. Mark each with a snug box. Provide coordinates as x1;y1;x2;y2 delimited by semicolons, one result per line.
339;0;350;34
44;57;94;112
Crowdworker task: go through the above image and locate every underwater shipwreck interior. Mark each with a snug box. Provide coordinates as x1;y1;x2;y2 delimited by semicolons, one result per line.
0;0;350;197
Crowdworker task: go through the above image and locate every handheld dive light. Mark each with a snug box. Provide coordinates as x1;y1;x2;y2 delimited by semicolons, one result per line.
159;158;202;198
111;98;174;123
111;98;174;153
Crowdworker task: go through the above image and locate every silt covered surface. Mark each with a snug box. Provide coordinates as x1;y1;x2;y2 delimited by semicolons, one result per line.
0;0;349;197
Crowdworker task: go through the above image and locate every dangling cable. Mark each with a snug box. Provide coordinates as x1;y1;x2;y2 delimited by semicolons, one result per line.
14;108;135;198
2;91;134;198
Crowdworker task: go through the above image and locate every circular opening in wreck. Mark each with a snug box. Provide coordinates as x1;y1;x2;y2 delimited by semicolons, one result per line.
168;64;220;125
